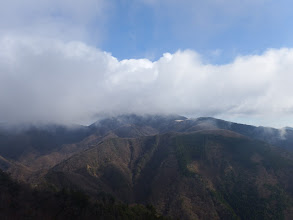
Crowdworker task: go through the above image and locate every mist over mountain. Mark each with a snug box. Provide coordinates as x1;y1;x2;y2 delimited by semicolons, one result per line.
2;37;293;127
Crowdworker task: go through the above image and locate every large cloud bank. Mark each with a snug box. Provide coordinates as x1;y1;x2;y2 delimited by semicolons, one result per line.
1;36;293;126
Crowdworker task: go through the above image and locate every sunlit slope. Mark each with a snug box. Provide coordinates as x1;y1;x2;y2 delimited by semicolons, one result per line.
46;130;293;220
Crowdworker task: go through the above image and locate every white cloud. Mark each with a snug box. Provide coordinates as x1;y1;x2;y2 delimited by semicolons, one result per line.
0;0;109;43
1;36;293;127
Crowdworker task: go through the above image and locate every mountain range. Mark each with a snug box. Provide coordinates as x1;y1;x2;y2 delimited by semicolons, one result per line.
1;114;293;219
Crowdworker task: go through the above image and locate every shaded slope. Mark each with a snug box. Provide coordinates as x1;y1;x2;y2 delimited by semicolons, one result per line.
0;169;169;220
0;124;91;160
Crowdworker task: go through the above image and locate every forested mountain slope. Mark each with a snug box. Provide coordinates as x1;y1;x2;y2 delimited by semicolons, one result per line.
1;115;293;219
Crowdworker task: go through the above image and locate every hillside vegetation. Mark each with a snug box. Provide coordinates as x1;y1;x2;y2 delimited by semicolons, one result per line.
1;115;293;219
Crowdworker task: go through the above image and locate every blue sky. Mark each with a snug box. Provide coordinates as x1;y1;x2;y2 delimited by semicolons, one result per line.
1;0;293;127
2;0;292;62
99;0;293;63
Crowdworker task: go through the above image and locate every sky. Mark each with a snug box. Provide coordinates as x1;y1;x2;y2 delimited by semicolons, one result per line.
1;0;293;127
